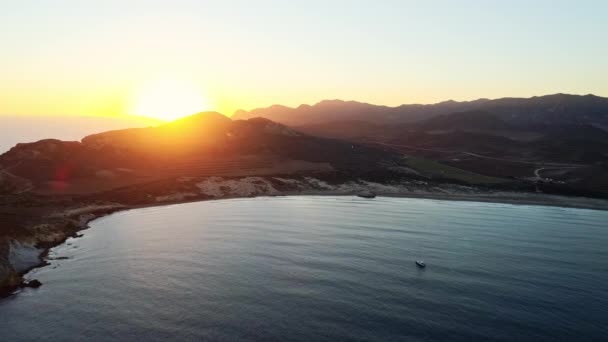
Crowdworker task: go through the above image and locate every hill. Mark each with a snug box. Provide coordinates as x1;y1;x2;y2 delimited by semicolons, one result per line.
0;113;399;195
415;110;513;131
280;100;608;194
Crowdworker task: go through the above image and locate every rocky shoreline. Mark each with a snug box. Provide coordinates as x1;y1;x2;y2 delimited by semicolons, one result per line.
0;204;126;296
2;175;608;297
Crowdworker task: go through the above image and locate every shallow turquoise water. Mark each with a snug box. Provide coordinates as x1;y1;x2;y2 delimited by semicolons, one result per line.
2;196;607;341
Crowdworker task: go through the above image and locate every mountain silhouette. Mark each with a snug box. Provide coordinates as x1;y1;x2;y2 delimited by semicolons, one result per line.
233;94;608;127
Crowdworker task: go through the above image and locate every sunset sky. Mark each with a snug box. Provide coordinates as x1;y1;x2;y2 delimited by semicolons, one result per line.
1;0;607;121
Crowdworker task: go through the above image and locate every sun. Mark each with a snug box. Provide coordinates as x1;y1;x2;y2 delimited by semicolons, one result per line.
130;80;209;121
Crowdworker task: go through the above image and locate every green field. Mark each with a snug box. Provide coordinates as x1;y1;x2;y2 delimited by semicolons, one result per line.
405;157;508;185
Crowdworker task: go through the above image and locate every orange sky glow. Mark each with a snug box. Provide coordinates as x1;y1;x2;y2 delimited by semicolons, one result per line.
1;1;606;121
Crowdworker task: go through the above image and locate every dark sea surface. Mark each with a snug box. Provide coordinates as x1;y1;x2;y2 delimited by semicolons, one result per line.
1;196;607;341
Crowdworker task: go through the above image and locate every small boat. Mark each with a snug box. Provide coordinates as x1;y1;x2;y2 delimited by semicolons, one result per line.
415;260;426;268
356;190;376;199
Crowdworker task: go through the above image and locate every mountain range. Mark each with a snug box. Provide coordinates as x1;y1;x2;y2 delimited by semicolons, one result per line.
235;94;608;194
233;94;608;128
2;94;607;197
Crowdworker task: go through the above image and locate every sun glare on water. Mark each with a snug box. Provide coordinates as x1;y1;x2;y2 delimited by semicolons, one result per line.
130;80;209;121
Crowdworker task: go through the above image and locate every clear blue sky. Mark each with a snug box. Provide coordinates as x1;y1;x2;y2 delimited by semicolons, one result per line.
1;0;607;117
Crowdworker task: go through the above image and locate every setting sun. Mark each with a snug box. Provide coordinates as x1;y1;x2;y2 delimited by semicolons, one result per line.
130;80;209;121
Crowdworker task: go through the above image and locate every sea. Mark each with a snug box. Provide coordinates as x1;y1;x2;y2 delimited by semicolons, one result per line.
1;196;607;341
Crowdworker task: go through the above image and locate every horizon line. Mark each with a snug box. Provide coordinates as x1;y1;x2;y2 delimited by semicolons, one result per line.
1;92;605;119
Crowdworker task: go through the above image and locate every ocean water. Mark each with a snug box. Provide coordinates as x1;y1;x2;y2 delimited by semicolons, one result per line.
1;196;607;341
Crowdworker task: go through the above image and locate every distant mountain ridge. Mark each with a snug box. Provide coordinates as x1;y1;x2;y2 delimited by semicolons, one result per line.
233;94;608;127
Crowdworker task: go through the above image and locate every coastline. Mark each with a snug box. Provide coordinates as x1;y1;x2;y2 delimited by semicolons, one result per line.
2;176;608;297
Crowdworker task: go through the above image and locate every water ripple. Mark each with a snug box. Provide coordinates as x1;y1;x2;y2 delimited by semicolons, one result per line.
2;196;608;341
